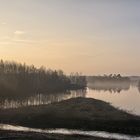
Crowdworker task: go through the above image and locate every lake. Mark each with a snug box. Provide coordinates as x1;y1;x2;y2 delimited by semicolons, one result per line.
87;86;140;116
0;81;140;116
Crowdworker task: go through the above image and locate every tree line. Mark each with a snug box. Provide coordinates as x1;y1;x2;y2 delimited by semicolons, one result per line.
0;60;86;96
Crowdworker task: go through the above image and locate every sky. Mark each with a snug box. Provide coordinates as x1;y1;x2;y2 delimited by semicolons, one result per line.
0;0;140;75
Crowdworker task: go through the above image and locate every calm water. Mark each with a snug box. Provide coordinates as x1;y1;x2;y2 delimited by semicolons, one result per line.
0;82;140;115
0;82;140;139
86;86;140;116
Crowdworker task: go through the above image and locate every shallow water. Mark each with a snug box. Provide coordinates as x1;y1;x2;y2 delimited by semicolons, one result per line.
0;124;140;140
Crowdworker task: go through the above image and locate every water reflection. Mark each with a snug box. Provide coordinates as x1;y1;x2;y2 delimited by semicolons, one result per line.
86;86;140;116
84;77;140;115
1;81;140;115
0;90;86;109
88;81;130;93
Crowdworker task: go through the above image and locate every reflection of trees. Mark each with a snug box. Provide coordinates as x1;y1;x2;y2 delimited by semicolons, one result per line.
88;81;130;93
0;90;87;109
87;75;130;93
88;87;129;93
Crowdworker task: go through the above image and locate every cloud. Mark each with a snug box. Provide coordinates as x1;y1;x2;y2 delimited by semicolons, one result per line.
13;30;27;42
14;30;25;35
0;30;48;45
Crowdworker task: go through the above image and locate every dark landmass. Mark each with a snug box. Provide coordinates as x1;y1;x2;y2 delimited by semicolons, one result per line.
0;130;110;140
0;98;140;135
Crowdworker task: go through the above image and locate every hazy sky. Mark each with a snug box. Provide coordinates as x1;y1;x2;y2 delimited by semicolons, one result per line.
0;0;140;75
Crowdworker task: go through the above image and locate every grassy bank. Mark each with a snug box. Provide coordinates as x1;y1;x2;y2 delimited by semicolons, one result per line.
0;98;140;135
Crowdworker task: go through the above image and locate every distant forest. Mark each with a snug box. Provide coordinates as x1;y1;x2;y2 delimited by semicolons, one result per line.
0;60;86;96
